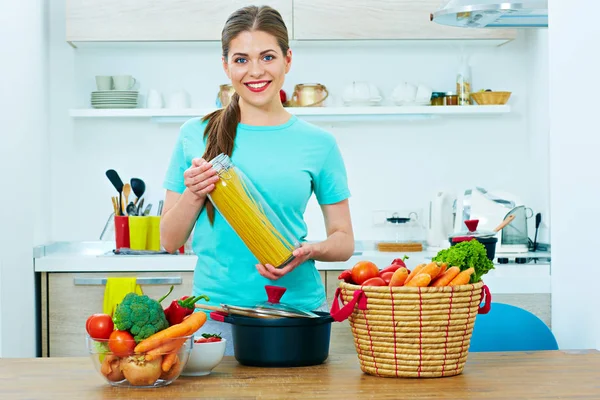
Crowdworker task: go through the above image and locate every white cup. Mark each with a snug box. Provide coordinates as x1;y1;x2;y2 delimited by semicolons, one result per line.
416;84;433;102
113;75;136;90
95;76;113;91
146;89;163;108
166;90;190;109
392;82;419;104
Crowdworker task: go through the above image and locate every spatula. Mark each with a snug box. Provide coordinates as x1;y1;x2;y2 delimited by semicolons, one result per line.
105;169;124;215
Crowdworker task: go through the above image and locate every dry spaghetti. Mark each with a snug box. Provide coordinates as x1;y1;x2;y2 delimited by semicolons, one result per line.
208;153;297;267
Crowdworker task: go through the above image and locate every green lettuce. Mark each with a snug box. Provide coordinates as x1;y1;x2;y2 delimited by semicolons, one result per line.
432;240;495;283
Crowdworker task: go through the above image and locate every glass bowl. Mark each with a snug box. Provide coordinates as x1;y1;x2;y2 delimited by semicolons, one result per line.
86;333;193;388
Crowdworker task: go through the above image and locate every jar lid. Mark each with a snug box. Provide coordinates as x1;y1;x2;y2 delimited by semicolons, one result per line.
431;92;446;98
446;91;456;96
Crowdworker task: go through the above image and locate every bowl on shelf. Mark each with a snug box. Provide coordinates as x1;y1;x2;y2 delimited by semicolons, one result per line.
86;334;193;388
470;91;512;105
181;337;227;376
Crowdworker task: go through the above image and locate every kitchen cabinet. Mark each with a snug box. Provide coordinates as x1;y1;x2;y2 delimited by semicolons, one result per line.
292;0;517;40
41;270;331;357
66;0;293;42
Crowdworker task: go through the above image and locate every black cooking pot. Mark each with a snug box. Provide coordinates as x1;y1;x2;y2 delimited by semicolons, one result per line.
449;236;497;260
210;311;333;367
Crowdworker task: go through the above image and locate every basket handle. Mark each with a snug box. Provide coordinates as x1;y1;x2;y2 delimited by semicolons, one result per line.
478;284;492;314
330;287;368;322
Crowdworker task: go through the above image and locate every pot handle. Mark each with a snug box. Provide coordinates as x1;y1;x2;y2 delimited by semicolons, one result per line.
209;311;234;323
329;287;368;322
478;284;492;314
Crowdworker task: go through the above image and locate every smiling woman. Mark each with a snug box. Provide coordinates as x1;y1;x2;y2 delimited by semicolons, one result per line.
159;5;355;356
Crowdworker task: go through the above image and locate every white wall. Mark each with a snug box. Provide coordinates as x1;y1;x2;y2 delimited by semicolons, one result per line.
549;0;600;350
0;0;50;357
48;20;550;246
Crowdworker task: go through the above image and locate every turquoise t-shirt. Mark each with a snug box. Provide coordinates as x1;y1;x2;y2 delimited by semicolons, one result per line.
163;115;351;313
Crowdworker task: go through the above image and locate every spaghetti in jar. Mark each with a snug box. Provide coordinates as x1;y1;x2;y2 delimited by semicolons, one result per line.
207;153;300;268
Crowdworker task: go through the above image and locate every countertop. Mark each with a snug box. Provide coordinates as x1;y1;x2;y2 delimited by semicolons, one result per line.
0;351;597;399
33;241;552;294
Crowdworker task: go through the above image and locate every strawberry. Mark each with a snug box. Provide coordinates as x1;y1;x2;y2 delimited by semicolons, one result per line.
194;333;222;343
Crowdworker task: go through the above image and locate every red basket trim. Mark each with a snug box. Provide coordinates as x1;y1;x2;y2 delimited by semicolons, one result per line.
363;306;378;376
456;284;475;375
389;285;399;377
418;287;423;378
441;285;454;377
346;287;363;361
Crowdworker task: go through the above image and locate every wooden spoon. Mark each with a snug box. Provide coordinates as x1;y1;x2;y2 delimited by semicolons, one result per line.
122;183;131;215
494;214;516;232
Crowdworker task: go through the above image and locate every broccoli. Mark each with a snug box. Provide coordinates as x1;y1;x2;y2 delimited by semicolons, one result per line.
113;292;170;343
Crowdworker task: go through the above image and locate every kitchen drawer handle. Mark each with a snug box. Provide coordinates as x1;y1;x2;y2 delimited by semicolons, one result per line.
73;277;182;286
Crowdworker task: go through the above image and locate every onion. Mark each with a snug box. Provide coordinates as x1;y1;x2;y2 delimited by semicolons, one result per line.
120;356;163;386
100;355;125;382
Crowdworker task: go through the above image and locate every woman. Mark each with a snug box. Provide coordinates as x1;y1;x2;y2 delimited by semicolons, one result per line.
160;5;354;355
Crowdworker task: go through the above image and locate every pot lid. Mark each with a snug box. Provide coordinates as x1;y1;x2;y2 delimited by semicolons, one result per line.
254;286;320;318
430;0;548;28
448;219;497;242
218;286;320;319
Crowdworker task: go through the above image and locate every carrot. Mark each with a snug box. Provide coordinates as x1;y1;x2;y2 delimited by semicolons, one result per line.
404;263;426;285
162;353;178;373
135;311;207;354
449;267;475;286
389;267;409;286
145;337;187;361
438;262;448;276
415;262;442;281
431;266;461;287
405;273;431;287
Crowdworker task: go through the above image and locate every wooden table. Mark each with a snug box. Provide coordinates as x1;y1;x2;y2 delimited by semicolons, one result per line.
1;351;599;399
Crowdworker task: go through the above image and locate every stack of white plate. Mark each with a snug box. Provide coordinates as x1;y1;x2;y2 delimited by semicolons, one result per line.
91;90;138;109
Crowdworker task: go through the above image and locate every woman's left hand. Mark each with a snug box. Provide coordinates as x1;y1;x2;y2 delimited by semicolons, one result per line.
255;243;315;280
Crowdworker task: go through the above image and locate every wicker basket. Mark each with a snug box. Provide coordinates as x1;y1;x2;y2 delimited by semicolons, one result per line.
470;91;511;105
332;280;491;378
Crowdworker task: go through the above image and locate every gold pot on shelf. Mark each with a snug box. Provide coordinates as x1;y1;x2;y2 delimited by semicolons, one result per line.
287;83;329;107
218;84;236;108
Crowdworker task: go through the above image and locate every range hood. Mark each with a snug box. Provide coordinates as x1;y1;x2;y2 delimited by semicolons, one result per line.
430;0;548;28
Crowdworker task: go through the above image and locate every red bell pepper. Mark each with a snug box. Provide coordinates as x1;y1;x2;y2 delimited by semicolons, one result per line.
164;295;210;326
391;255;409;268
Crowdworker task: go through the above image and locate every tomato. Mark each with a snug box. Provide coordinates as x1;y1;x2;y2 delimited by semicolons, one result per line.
85;313;114;340
108;330;136;357
361;276;387;287
380;264;401;275
380;271;395;285
351;261;379;285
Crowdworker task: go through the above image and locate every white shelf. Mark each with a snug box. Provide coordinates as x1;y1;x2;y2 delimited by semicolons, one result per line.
69;105;511;122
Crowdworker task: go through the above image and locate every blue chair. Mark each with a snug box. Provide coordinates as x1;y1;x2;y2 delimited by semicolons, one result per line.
469;302;558;352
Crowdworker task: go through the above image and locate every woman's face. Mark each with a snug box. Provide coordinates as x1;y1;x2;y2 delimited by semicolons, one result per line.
223;30;291;109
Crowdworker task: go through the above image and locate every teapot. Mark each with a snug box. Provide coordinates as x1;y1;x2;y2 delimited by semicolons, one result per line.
288;83;329;107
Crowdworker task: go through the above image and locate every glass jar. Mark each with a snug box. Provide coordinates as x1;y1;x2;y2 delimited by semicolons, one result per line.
431;92;446;106
445;92;458;106
456;60;472;105
208;153;300;268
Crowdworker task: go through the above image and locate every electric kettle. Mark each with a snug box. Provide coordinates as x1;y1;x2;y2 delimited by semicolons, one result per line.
427;191;456;250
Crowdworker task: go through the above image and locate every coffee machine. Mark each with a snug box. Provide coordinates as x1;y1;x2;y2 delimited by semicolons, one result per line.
453;187;531;254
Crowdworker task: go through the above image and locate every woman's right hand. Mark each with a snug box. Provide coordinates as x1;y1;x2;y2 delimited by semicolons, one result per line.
184;158;220;199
